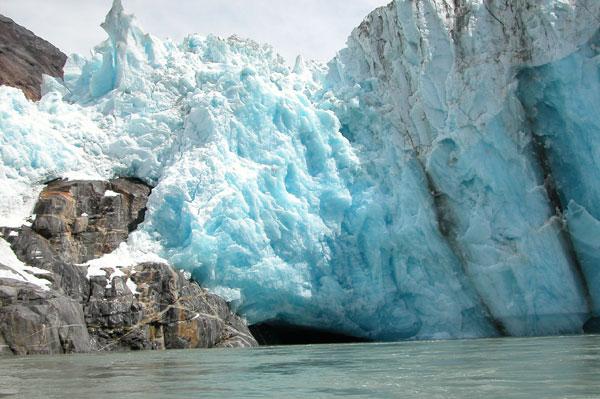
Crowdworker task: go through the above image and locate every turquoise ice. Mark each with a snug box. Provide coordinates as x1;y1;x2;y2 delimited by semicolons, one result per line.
0;0;599;340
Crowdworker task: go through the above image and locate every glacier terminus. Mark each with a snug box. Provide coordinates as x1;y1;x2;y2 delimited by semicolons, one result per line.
1;0;600;342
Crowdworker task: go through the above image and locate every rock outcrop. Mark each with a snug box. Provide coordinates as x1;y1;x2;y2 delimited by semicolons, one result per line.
87;262;256;350
32;178;151;264
0;277;91;356
0;15;66;100
0;178;257;355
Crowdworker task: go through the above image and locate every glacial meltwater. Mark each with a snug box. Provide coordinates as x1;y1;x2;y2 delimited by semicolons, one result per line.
1;335;599;398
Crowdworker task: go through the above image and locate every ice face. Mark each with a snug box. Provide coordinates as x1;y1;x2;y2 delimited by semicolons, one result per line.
518;30;600;315
0;0;599;340
323;0;600;336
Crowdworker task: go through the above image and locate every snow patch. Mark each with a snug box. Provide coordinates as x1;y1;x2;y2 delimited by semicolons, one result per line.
104;190;120;197
84;232;167;290
126;278;138;295
0;238;51;290
64;170;106;181
0;183;42;228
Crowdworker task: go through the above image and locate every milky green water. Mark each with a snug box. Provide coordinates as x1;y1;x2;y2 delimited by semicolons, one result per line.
1;335;599;398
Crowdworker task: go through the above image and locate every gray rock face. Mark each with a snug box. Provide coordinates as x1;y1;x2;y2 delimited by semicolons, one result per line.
5;226;89;302
0;14;66;100
0;276;91;355
86;263;257;351
0;179;257;355
32;178;151;264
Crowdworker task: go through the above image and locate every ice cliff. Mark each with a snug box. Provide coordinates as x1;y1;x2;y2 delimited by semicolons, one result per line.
0;0;599;341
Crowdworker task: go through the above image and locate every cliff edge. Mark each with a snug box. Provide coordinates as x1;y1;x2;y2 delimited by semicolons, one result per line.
0;15;66;100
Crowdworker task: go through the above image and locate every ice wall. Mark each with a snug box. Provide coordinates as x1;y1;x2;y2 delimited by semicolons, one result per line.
322;0;600;335
519;29;600;314
1;0;599;340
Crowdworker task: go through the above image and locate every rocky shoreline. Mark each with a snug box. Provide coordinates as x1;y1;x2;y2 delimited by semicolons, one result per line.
0;178;256;356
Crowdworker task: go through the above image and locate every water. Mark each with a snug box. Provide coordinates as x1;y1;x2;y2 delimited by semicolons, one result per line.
1;335;599;398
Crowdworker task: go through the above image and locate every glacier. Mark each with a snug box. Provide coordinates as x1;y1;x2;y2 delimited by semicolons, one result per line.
0;0;599;341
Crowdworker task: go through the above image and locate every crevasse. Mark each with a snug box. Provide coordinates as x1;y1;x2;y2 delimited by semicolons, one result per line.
0;0;599;341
